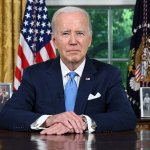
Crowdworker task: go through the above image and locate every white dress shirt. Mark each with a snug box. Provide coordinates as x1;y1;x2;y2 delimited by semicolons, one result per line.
31;58;95;133
60;58;85;88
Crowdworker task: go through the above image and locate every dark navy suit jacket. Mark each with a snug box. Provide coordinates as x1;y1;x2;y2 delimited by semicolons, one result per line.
0;57;136;132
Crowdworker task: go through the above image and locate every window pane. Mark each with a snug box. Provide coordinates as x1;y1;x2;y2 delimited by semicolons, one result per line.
47;7;58;19
86;8;108;58
112;61;128;87
112;8;134;58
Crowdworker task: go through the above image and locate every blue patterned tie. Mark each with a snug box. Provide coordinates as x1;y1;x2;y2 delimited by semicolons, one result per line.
65;71;77;112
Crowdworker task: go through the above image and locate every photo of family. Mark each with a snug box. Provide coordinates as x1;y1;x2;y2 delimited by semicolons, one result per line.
140;87;150;117
0;83;12;111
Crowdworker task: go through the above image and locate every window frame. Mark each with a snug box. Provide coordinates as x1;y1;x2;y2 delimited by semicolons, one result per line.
46;0;136;6
46;1;135;64
46;2;135;86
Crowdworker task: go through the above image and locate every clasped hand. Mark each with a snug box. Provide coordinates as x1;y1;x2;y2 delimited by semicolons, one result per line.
40;112;87;135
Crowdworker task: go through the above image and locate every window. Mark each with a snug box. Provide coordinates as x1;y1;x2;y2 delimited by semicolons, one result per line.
47;6;134;87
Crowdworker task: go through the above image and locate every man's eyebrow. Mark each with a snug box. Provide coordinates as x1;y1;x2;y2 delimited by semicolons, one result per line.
60;30;86;34
61;30;71;32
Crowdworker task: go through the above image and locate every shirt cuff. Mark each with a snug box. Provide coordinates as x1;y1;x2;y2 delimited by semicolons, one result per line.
82;115;97;133
30;115;51;130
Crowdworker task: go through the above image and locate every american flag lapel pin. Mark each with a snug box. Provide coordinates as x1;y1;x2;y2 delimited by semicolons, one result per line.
85;77;90;80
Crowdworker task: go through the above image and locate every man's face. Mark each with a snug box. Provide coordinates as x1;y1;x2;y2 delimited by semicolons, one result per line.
52;12;92;66
146;93;149;97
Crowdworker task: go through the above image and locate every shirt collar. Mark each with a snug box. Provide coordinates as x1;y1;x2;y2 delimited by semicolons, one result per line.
60;58;86;77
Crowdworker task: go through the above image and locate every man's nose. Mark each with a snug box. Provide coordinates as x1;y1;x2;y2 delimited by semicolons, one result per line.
69;33;77;44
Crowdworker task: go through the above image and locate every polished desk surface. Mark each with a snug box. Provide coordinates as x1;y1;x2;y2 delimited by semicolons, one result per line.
0;130;150;150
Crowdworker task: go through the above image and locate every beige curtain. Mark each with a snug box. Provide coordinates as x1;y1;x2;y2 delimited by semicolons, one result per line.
0;0;26;84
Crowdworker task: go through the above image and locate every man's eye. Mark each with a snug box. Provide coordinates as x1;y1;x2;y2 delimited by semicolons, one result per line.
62;32;69;36
77;32;84;36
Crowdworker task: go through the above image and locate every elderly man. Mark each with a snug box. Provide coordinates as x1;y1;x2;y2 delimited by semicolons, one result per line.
0;6;136;134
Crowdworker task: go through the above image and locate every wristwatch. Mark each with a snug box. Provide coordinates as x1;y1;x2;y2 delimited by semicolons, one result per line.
82;115;88;129
82;115;97;133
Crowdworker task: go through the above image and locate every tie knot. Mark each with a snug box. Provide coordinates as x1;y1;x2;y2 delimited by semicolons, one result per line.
68;71;77;79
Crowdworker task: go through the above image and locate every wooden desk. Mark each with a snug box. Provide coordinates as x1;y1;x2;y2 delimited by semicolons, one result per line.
0;130;150;150
136;118;150;130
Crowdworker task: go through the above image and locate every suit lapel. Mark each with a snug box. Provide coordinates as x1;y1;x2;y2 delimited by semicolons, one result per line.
45;57;66;114
74;57;97;114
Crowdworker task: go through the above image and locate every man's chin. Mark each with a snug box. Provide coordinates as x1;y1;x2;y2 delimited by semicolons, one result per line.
69;57;81;63
69;58;85;66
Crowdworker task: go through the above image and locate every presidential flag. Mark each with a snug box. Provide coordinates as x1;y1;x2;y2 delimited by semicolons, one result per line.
14;0;56;90
127;0;150;117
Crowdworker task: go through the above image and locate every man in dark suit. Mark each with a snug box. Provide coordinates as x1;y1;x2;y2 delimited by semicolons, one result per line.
0;6;136;134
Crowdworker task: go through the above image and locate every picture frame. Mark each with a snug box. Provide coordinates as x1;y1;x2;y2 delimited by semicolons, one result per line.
0;83;12;111
140;87;150;117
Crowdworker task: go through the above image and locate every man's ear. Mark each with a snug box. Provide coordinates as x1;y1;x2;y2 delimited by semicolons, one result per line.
51;34;57;49
88;35;92;47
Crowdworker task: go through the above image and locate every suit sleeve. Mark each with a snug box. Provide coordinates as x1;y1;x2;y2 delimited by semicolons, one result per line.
0;69;43;131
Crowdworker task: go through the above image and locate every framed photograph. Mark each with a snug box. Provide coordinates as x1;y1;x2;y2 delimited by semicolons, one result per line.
140;87;150;117
0;83;12;111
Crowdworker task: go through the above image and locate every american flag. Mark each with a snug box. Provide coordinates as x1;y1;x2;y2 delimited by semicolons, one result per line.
14;0;56;90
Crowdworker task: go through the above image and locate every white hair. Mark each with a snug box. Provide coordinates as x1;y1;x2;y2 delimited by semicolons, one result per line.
51;6;92;35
